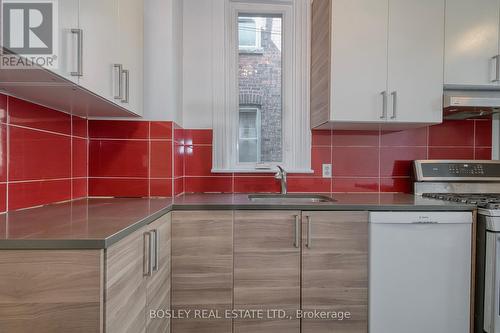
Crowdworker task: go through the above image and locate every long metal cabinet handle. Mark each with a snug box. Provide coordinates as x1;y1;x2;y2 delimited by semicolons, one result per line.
143;232;152;276
113;64;123;99
121;69;130;103
306;216;312;248
493;55;500;82
152;229;159;272
70;29;83;76
380;91;387;119
293;215;300;248
390;91;397;119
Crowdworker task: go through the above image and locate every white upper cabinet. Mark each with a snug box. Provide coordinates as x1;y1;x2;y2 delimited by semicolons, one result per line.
331;0;389;123
310;0;445;129
445;0;500;87
79;0;119;102
54;0;80;82
387;0;444;123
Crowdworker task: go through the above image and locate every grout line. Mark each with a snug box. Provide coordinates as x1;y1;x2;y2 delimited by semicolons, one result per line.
5;96;9;212
148;122;151;197
70;116;73;199
8;123;73;138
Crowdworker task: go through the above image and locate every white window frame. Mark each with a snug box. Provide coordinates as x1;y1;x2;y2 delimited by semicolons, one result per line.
212;0;312;173
238;17;262;51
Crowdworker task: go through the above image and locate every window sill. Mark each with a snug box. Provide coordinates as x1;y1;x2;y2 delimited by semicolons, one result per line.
211;168;314;174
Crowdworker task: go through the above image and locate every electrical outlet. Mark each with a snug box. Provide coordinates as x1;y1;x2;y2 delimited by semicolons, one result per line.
322;164;332;178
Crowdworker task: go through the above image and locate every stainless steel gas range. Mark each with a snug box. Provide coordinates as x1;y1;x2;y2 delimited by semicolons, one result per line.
413;160;500;333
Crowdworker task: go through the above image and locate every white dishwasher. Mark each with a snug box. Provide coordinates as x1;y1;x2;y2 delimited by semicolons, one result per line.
369;211;472;333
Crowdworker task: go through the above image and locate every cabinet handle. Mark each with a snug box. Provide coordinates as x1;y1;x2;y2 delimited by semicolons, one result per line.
390;91;397;119
143;232;152;276
70;29;83;77
121;69;130;103
113;64;123;100
493;55;500;82
293;215;300;248
306;216;312;248
152;229;159;272
380;91;387;119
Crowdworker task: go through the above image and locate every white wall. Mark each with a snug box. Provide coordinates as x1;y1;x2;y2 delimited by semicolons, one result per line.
181;0;217;129
143;0;183;124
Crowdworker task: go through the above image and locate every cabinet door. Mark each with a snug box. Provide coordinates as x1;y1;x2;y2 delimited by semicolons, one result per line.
105;225;148;333
301;211;368;333
78;0;118;102
387;0;445;123
54;0;79;82
233;211;301;333
146;213;171;333
117;0;144;115
445;0;500;87
331;0;389;122
171;211;233;333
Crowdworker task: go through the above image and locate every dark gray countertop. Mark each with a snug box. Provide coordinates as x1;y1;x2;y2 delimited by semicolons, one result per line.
0;193;474;249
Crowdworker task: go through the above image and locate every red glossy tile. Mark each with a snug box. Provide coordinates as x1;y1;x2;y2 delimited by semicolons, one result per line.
150;179;173;197
475;148;492;160
72;138;88;178
380;177;412;193
174;177;184;196
332;178;379;193
287;178;331;193
475;120;492;147
9;126;71;181
428;147;474;159
380;127;427;146
0;94;7;123
332;130;379;147
331;147;379;177
89;178;148;197
88;120;149;139
380;147;427;177
0;125;6;182
174;144;185;178
9;97;71;135
72;116;87;138
185;145;212;176
151;141;172;178
234;177;280;193
89;140;148;177
150;121;173;139
310;146;331;177
0;183;6;212
429;120;474;146
9;180;71;210
184;129;213;145
185;177;233;193
311;130;331;146
72;178;88;199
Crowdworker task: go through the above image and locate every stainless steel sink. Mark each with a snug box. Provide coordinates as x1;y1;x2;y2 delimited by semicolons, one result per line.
248;194;335;203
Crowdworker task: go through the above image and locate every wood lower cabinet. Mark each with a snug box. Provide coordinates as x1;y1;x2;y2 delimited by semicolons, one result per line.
0;250;104;333
171;211;233;333
233;211;301;333
301;211;369;333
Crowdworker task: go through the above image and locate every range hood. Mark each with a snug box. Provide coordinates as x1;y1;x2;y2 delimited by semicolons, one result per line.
443;90;500;120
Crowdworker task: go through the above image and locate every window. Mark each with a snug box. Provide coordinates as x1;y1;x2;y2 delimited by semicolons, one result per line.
212;0;311;173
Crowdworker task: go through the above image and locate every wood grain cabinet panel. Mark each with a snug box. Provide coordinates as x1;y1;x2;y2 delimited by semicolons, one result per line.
171;211;233;333
233;211;301;333
0;250;103;333
301;211;369;333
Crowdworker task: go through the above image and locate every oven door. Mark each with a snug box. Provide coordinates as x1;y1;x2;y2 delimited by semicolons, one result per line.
485;231;500;333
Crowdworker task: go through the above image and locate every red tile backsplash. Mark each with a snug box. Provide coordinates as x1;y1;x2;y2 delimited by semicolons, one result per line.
429;119;474;146
89;140;149;177
332;147;380;177
8;179;72;211
89;120;149;139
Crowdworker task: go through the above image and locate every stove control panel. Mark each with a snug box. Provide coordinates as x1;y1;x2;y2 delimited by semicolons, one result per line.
414;160;500;181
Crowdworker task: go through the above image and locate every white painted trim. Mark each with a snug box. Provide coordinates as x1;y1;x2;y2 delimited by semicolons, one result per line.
212;0;311;173
493;114;499;160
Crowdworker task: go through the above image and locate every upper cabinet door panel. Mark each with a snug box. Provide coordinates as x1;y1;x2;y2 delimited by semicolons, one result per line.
331;0;389;123
78;0;118;102
387;0;445;123
445;0;500;87
54;0;79;82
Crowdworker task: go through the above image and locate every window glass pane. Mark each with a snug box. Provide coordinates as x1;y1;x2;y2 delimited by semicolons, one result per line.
238;14;283;164
238;19;257;47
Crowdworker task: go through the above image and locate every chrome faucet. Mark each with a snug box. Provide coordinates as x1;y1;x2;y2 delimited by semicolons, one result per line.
275;165;287;194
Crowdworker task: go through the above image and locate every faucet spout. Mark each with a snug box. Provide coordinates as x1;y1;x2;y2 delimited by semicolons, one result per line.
275;165;287;194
